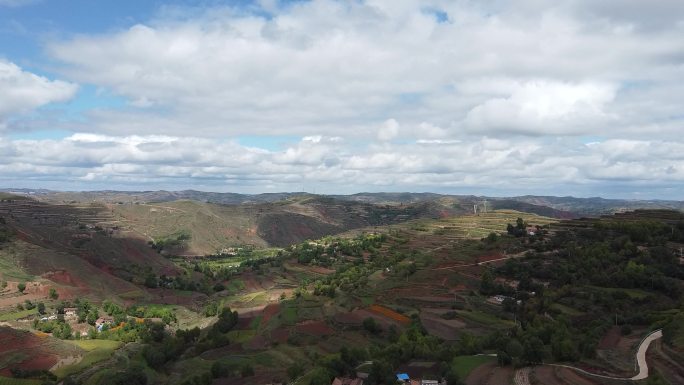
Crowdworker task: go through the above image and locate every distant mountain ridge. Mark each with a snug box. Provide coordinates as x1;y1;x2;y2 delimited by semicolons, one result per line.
3;189;682;217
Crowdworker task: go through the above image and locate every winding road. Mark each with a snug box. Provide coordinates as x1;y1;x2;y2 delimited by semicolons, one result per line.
514;329;663;384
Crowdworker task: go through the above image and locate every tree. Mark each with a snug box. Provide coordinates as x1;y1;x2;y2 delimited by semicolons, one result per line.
506;339;524;362
214;307;238;333
362;317;381;334
17;282;26;293
49;288;59;300
522;336;545;364
480;269;495;295
87;310;98;326
37;302;46;315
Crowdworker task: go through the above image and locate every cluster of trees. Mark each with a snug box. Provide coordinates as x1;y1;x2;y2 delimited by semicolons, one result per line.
34;318;73;339
102;301;176;325
488;213;684;367
17;300;46;314
126;304;177;324
149;230;191;252
663;312;684;349
142;307;239;381
506;218;547;240
289;233;386;266
71;299;99;325
296;320;471;385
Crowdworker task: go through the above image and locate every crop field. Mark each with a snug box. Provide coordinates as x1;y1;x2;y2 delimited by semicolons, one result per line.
453;355;496;380
368;304;411;324
350;210;557;241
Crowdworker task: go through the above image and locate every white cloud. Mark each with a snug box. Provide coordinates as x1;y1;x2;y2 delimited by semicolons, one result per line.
377;119;399;141
0;60;77;123
463;81;617;135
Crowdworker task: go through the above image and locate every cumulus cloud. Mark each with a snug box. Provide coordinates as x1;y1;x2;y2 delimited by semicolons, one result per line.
0;60;77;123
463;81;617;135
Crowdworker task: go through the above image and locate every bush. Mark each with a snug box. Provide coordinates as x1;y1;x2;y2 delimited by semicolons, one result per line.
17;282;26;293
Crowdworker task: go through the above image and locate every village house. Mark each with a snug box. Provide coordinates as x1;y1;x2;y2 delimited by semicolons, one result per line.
64;307;78;319
95;316;114;331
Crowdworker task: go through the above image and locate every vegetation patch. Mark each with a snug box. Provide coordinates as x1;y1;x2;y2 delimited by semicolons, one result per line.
451;355;495;379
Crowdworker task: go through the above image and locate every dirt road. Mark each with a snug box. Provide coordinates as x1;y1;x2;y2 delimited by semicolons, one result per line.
546;329;663;381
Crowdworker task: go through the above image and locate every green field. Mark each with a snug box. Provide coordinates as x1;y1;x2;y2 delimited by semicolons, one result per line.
456;310;515;328
0;308;38;322
452;355;496;379
53;340;123;378
227;330;256;343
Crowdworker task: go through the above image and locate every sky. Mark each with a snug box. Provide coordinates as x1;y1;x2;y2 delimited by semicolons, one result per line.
1;0;683;199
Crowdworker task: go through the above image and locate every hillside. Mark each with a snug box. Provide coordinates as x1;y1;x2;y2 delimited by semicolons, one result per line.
108;196;467;252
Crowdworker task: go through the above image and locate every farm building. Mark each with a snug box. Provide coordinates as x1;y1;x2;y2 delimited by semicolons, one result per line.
95;316;114;331
64;307;78;318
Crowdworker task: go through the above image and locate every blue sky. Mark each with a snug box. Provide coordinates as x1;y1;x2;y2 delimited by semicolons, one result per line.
1;0;684;199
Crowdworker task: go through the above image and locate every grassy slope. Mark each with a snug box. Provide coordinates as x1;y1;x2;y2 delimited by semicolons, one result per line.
111;200;266;255
0;239;146;301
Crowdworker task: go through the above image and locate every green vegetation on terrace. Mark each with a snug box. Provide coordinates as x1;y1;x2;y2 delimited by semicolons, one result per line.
53;340;123;378
398;210;557;240
0;309;37;322
150;230;191;251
